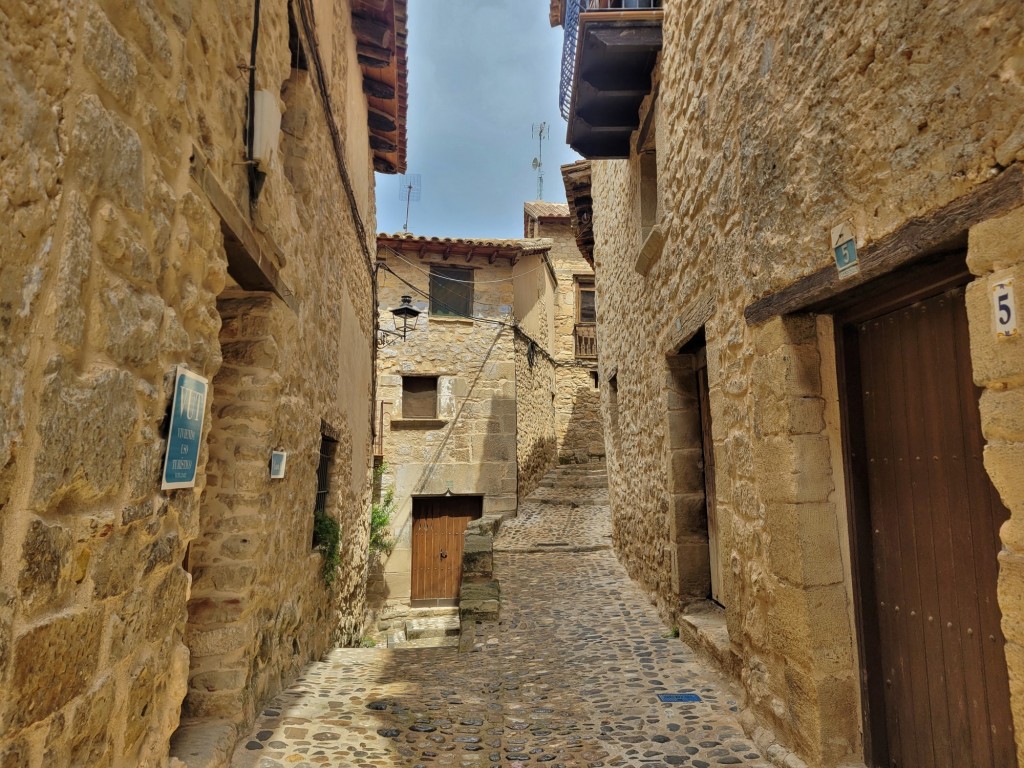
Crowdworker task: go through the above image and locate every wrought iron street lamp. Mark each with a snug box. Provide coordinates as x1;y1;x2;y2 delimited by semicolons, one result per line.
377;295;421;347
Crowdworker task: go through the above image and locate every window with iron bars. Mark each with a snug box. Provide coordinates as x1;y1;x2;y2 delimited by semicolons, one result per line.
313;432;337;519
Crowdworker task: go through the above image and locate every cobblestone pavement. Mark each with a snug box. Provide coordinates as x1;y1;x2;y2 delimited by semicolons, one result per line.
230;465;768;768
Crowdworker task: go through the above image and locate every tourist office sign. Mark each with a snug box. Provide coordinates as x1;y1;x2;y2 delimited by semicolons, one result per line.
161;366;209;490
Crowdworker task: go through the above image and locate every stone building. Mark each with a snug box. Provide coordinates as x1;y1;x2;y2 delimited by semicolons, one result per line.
0;0;408;765
371;207;602;615
524;202;605;470
552;0;1024;766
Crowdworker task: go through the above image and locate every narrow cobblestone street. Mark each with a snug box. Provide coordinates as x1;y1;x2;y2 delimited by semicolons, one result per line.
230;466;768;768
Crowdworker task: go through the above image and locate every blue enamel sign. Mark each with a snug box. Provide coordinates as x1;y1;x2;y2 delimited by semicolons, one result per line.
831;221;859;278
161;367;208;490
657;693;703;703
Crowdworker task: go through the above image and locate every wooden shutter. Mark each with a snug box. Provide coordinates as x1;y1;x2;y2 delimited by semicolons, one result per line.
402;376;437;419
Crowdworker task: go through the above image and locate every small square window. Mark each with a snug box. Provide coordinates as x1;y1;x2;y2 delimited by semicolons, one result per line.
430;266;473;317
403;376;438;419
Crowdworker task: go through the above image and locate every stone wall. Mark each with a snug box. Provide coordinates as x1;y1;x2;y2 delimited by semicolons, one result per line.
374;248;518;606
0;1;376;764
514;332;558;499
554;366;605;465
583;1;1024;765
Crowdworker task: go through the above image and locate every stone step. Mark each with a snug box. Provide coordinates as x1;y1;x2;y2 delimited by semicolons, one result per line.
539;477;607;489
405;615;461;640
393;635;460;650
375;605;458;631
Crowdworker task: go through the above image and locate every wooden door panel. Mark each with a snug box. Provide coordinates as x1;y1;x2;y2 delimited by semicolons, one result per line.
852;285;1015;768
411;497;482;601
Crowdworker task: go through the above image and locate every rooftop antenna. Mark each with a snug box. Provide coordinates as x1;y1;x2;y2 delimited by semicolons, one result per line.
399;173;421;232
531;122;548;200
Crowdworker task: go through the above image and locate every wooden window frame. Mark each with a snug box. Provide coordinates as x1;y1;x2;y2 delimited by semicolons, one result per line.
429;265;474;318
575;277;596;324
402;375;439;419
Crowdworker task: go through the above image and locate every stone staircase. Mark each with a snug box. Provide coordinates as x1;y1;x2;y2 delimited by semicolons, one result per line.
495;463;611;555
371;606;461;649
536;462;608;489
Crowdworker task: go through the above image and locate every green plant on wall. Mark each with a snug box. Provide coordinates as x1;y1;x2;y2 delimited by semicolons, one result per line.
312;510;341;587
370;462;396;559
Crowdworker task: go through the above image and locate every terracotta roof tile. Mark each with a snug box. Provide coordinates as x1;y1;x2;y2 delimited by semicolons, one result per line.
524;201;570;220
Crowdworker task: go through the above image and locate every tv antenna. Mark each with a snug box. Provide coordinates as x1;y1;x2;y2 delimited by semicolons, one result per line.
531;122;548;200
399;174;421;232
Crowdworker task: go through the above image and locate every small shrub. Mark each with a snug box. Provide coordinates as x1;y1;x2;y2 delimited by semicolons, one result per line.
370;463;396;558
312;509;341;588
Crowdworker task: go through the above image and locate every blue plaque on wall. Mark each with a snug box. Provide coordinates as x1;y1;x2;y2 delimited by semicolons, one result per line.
161;367;208;490
831;221;859;278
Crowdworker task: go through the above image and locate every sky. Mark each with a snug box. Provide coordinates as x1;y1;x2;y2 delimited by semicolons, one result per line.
374;1;582;239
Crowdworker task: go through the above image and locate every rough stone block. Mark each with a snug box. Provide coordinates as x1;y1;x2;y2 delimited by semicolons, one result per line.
9;607;103;728
768;582;853;674
674;539;712;599
968;205;1024;275
754;315;819;356
669;492;706;537
752;344;821;398
985;442;1024;519
53;191;91;350
33;364;138;508
462;534;493;577
69;95;143;210
83;4;137;109
980;387;1024;443
999;552;1024;646
18;517;72;603
666;407;701;448
753;434;834;504
766;503;845;587
670;447;704;493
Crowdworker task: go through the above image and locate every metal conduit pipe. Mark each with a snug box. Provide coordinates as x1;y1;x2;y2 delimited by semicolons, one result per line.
247;0;266;203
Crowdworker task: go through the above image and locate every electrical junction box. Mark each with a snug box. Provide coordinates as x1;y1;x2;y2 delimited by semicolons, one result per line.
252;89;281;171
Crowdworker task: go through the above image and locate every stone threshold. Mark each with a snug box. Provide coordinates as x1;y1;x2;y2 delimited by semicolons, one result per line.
169;718;238;768
678;601;739;680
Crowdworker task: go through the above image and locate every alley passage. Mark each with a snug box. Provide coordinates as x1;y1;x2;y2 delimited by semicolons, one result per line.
230;465;768;768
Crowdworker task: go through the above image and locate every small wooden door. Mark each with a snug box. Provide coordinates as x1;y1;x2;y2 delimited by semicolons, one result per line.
695;347;723;606
411;496;482;601
844;281;1016;767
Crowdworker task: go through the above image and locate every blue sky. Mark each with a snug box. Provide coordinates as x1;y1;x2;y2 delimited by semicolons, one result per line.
374;1;582;239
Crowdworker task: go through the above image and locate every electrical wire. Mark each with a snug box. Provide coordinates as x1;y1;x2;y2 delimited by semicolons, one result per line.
379;243;552;284
377;255;518;311
377;263;513;328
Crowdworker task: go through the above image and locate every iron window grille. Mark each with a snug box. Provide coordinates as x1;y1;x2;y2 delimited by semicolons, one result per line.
313;432;337;517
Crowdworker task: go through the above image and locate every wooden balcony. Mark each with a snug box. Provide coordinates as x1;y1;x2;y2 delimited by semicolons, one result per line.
575;323;598;358
560;0;663;159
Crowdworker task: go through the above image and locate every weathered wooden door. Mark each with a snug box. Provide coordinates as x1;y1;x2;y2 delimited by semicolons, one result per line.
846;283;1016;767
694;347;723;606
411;496;482;601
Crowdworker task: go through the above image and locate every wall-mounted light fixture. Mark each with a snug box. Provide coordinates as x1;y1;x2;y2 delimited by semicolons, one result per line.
377;295;421;347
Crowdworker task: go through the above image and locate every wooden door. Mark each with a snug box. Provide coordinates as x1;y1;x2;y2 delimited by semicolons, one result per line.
411;496;482;601
845;283;1016;768
695;347;723;606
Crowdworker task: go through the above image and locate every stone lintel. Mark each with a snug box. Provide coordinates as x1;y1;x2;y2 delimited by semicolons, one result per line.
189;145;296;312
